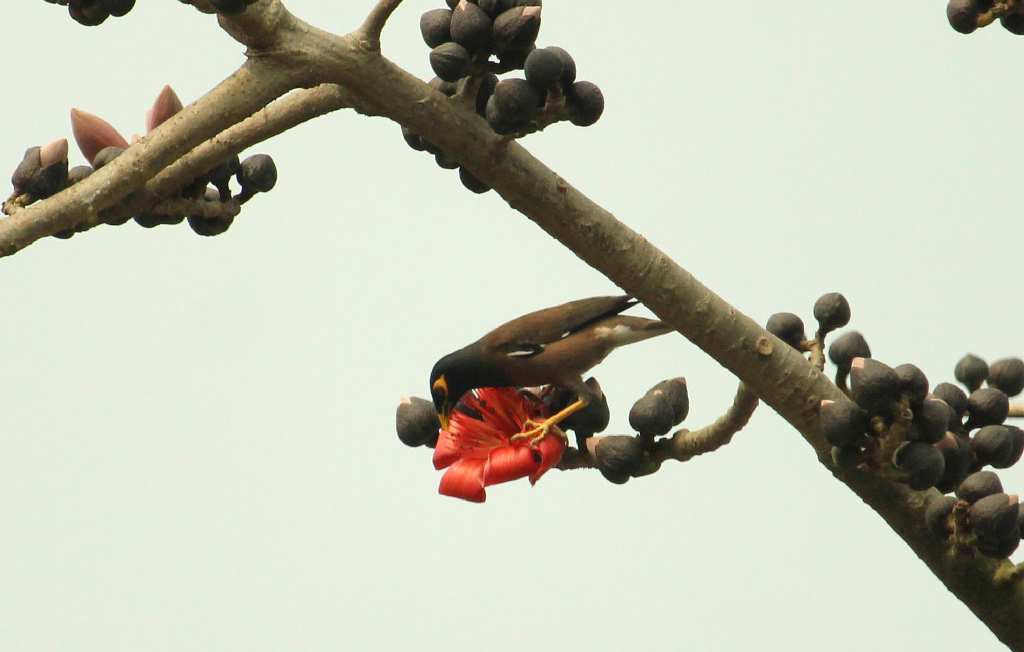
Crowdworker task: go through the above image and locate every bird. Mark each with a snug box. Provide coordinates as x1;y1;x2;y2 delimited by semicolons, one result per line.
429;295;674;441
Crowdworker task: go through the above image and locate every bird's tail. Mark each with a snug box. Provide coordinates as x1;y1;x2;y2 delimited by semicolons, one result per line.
602;316;675;347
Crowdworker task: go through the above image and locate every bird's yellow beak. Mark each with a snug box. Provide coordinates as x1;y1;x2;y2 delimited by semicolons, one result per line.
438;408;451;432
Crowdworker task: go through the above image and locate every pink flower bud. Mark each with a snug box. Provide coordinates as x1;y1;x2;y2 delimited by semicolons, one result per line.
70;108;130;165
145;85;183;133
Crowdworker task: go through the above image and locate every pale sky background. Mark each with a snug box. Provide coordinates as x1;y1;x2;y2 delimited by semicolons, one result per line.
3;1;1023;650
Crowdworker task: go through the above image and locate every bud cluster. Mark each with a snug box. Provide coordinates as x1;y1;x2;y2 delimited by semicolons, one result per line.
946;0;1024;35
5;86;278;239
404;0;605;193
926;471;1022;559
43;0;136;27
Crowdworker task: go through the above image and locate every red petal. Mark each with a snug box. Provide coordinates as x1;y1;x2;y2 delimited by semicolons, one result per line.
432;429;462;470
529;433;567;485
438;459;487;503
70;109;129;165
483;443;537;486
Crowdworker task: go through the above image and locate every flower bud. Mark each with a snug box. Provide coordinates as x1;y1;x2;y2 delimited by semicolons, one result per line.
429;42;472;82
894;363;929;408
594;436;645;484
973;425;1016;469
812;292;851;334
828;331;871;386
12;140;68;199
489;78;542;130
237;154;277;193
209;0;252;15
67;165;94;185
69;0;109;26
765;312;806;350
71;108;130;165
145;85;184;133
924;494;956;537
566;81;604;127
558;378;610;435
819;399;870;447
932;382;968;423
420;8;453;48
964;387;1009;431
451;1;493;53
908;397;948;445
987;357;1024;397
493;6;541;51
956;470;1002;504
396;396;442;448
524;47;565;89
946;0;979;34
831;444;864;468
850;357;900;415
1001;13;1024;35
92;146;126;170
969;493;1020;545
954;353;988;392
629;391;675;438
105;0;136;17
893;441;945;491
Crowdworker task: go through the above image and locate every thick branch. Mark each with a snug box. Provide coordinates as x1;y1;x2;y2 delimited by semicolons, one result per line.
653;382;759;463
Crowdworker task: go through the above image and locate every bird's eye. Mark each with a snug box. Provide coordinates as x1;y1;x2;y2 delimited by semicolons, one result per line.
432;375;448;404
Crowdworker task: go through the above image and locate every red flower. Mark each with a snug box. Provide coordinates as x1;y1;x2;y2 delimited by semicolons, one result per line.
432;387;566;503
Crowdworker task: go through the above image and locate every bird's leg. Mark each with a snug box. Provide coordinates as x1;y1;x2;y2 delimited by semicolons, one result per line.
513;398;589;446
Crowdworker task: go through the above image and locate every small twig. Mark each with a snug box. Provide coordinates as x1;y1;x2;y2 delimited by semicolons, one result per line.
358;0;404;51
1009;402;1023;419
808;332;826;371
651;382;759;463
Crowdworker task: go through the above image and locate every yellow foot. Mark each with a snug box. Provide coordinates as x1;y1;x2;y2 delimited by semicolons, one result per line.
511;419;567;446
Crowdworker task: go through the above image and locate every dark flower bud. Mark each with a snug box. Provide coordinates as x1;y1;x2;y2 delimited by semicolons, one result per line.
893;442;945;491
493;6;541;51
765;312;806;350
908;397;949;445
1001;13;1024;35
134;212;184;229
937;434;972;491
558;378;610;435
850;357;900;415
187;212;233;237
812;292;851;334
524;47;565;89
450;1;493;53
946;0;979;34
828;331;871;387
987;357;1024;397
819;399;870;447
446;0;459;8
429;76;459;97
956;470;1003;504
69;0;109;26
67;165;94;185
652;377;689;425
104;0;136;17
831;444;864;468
924;494;956;537
420;8;453;48
477;0;502;17
964;387;1009;430
209;0;251;15
92;146;126;170
548;46;577;88
976;532;1020;559
629;390;675;438
12;140;68;199
434;151;458;170
594;435;645;484
973;425;1015;469
458;166;490;193
894;364;929;408
498;0;541;9
237;154;277;193
933;382;968;423
489;78;542;128
396;396;441;448
429;42;472;82
496;44;536;71
954;353;988;392
969;493;1020;544
566;81;604;127
1001;425;1024;469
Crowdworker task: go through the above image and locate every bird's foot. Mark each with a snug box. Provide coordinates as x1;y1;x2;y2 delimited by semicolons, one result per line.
512;419;568;446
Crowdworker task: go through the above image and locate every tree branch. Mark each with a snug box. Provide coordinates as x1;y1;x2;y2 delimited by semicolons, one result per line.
358;0;404;51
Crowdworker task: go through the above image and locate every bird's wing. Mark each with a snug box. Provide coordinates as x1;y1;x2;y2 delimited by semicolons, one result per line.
486;295;636;357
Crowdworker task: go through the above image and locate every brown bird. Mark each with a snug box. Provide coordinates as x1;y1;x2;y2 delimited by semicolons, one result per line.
429;295;674;440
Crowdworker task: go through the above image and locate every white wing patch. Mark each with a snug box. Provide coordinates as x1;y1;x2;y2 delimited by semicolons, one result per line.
594;324;636;345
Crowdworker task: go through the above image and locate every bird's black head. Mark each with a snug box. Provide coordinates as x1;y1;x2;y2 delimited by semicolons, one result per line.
429;351;468;432
429;344;512;430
